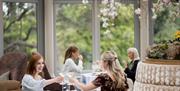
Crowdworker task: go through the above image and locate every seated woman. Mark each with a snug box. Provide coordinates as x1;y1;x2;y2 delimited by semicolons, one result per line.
70;51;129;91
21;52;64;91
62;45;83;75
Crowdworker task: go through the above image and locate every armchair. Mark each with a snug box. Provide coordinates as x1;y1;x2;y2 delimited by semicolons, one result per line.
0;80;21;91
0;52;69;91
0;52;28;91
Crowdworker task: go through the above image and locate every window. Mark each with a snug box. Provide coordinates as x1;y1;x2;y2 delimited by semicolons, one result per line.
2;0;44;55
100;3;134;66
55;0;136;70
3;2;37;53
152;0;179;43
55;1;93;69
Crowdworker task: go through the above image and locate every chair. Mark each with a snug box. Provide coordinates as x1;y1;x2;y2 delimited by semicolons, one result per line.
127;78;134;91
0;52;28;81
0;52;28;91
0;80;21;91
0;52;68;91
43;65;62;91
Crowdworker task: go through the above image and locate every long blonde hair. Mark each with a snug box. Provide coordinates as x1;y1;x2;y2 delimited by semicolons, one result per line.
101;51;128;90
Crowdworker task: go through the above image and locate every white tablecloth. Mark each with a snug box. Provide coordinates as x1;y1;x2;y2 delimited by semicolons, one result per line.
81;73;97;84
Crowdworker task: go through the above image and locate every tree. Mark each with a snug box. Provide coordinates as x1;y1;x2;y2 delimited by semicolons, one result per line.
3;2;37;54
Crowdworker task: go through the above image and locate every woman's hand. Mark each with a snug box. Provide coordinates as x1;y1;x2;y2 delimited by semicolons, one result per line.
69;77;79;84
125;62;128;68
78;54;83;61
54;75;64;83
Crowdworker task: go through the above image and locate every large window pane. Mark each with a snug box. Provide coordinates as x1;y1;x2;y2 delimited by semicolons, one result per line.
153;0;179;43
3;2;37;54
100;4;134;67
55;3;92;69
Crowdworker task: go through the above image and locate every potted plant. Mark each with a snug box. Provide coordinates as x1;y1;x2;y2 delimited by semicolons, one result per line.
148;31;180;60
144;31;180;64
134;31;180;91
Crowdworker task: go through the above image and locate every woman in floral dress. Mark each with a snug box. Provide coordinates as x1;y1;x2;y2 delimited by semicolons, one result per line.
70;51;128;91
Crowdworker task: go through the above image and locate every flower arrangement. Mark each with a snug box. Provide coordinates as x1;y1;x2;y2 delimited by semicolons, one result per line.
99;0;120;32
175;31;180;39
134;0;179;20
147;31;180;60
82;0;88;4
82;0;120;32
152;0;179;20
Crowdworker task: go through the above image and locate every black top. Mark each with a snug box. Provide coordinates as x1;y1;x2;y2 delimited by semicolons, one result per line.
124;60;140;82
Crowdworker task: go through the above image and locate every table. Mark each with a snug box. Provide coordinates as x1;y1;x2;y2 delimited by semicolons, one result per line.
81;73;97;84
81;73;101;91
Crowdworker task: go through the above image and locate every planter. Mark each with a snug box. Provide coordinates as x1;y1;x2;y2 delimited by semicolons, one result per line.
133;58;180;91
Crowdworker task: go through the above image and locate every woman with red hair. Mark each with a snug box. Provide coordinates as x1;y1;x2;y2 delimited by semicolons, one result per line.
21;52;64;91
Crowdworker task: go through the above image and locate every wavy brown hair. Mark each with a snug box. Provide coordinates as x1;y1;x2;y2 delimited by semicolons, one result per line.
26;52;44;77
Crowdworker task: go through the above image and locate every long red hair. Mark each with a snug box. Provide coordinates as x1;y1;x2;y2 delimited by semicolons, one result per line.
26;52;44;77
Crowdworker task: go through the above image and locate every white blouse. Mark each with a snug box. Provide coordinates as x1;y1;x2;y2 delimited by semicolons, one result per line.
21;74;46;91
62;58;83;74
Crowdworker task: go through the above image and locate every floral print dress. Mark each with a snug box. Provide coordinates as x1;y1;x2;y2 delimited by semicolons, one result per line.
92;73;128;91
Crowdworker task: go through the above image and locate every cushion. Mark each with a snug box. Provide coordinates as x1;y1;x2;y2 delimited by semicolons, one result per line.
0;71;9;80
0;80;21;90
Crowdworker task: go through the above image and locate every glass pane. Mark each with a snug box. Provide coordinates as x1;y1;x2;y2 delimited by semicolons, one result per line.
3;2;37;54
55;3;92;69
153;0;179;43
100;3;134;67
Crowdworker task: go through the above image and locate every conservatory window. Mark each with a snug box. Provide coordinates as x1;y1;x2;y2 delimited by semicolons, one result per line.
2;0;44;55
54;0;93;69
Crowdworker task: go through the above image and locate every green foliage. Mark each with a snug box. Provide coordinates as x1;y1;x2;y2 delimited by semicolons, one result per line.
3;2;37;54
3;2;135;69
100;4;134;67
153;0;180;43
56;3;134;69
56;4;92;68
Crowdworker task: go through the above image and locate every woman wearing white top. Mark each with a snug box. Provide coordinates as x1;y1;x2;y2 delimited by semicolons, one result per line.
21;52;64;91
62;46;83;74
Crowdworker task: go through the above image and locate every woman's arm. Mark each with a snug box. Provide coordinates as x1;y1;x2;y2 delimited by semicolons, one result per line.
71;78;97;91
44;76;64;86
70;73;106;91
66;58;83;73
22;74;63;90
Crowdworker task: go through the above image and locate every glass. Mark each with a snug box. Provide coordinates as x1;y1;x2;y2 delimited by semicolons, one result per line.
62;83;70;91
92;61;99;73
3;2;37;54
59;73;72;91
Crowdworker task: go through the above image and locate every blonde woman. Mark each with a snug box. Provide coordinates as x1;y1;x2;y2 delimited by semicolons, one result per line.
70;51;128;91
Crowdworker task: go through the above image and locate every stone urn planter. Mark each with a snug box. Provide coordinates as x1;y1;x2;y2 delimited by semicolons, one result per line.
134;58;180;91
